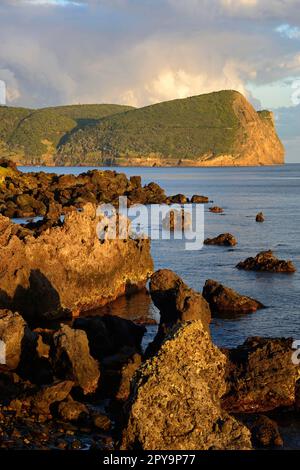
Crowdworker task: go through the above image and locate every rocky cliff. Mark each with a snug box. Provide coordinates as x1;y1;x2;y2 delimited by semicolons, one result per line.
0;204;153;321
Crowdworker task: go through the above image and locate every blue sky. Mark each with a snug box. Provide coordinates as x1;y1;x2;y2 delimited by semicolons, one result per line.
0;0;300;161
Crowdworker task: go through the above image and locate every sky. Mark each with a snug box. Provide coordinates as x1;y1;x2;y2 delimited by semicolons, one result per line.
0;0;300;162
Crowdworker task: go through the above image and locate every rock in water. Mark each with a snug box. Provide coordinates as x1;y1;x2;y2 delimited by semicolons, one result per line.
222;337;300;413
191;195;209;204
236;250;296;273
209;206;224;213
0;203;153;320
203;279;264;315
256;212;265;222
58;397;89;422
121;321;252;450
204;233;237;246
53;325;100;395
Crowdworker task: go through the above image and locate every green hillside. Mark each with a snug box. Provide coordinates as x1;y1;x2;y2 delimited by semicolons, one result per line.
0;104;133;164
0;91;284;166
59;91;241;164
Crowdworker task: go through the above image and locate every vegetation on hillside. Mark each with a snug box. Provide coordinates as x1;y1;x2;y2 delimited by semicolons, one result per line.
58;91;245;163
0;104;133;163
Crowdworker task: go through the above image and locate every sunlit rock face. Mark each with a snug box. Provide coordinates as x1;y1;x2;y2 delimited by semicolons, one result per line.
0;203;154;321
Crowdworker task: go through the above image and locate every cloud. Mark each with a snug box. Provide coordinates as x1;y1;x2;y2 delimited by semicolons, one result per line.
276;24;300;40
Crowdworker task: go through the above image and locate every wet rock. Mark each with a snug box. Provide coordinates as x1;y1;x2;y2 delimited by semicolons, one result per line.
244;415;283;448
162;209;191;231
31;380;74;415
236;250;296;273
204;233;237;246
149;269;211;331
121;321;252;450
58;397;88;422
209;206;224;213
202;279;264;315
296;380;300;410
0;204;153;320
73;316;145;361
191;195;209;204
256;212;265;222
53;325;100;395
222;337;300;413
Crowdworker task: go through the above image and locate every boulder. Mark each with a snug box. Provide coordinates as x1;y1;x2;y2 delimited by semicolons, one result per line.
256;212;265;222
204;233;237;246
222;337;300;413
53;325;100;395
0;203;153;320
149;269;211;331
202;279;264;315
191;195;209;204
167;194;188;204
115;353;142;402
121;321;252;450
58;397;88;422
31;380;74;415
236;250;296;273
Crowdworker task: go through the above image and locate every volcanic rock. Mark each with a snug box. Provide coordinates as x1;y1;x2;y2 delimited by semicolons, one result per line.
121;321;252;450
204;233;237;246
256;212;265;222
222;337;300;413
202;279;264;315
0;203;153;320
236;250;296;273
53;325;100;395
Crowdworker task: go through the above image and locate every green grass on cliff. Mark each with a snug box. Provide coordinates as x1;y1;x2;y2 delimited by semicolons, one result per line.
59;91;244;162
0;104;133;162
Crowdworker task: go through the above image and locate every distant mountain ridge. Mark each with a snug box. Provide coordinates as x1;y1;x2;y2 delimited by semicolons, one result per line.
0;91;284;166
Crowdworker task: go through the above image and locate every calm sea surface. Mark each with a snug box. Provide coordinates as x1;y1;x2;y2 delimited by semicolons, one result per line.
20;164;300;349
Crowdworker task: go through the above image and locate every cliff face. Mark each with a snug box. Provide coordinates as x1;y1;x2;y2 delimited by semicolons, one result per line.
197;93;284;166
0;204;153;321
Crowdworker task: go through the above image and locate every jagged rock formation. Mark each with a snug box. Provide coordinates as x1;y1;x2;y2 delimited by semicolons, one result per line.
121;321;252;450
0;204;153;320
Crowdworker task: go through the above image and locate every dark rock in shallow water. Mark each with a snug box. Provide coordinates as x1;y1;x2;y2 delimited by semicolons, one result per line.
204;233;237;246
236;250;296;273
121;321;252;450
256;212;265;222
203;279;264;315
166;193;188;204
222;337;299;413
53;325;100;395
